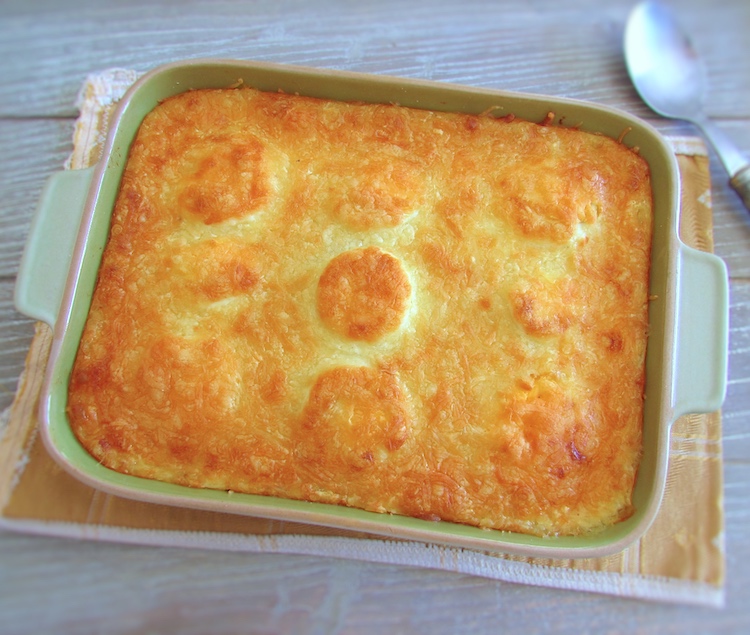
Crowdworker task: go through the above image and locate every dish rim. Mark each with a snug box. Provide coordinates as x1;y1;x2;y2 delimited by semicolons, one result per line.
35;58;688;559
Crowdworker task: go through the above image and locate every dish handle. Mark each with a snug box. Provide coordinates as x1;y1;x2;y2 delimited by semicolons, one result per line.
14;167;95;326
670;243;729;419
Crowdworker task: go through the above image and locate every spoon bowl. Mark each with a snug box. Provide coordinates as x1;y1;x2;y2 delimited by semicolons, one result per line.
624;1;750;212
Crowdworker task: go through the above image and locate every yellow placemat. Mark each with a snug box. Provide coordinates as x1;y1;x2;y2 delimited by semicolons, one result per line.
0;70;725;607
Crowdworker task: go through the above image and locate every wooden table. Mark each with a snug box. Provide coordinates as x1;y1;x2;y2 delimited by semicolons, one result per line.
1;1;748;632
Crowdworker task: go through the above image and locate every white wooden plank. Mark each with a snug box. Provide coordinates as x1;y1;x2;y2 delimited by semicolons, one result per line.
724;280;750;462
0;119;74;278
0;0;748;119
0;281;35;415
1;472;750;635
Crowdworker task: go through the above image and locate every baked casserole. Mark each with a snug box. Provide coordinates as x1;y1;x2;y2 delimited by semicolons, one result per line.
67;86;653;537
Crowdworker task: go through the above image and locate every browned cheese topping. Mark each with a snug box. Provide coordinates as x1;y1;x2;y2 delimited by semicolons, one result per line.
67;87;653;536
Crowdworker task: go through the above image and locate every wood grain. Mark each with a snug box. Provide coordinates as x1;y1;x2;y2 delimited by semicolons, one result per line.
725;280;750;461
0;120;74;278
0;281;36;412
1;0;749;632
1;0;748;119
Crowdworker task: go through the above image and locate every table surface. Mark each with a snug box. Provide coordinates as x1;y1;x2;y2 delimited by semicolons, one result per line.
1;1;749;633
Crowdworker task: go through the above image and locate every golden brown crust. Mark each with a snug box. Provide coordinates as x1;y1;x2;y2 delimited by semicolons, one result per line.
317;247;412;342
67;87;652;537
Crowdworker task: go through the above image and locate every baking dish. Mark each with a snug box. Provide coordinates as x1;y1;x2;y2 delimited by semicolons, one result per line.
14;59;728;558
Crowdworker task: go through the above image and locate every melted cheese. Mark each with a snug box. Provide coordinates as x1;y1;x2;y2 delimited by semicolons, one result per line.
67;87;653;536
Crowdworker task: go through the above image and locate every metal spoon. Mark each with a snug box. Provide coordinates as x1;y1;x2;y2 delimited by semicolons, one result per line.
624;0;750;212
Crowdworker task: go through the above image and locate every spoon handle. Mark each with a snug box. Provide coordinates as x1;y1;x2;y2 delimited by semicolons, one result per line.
730;166;750;214
696;117;750;213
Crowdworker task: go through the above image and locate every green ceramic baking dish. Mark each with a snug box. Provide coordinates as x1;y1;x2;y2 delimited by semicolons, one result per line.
14;59;728;558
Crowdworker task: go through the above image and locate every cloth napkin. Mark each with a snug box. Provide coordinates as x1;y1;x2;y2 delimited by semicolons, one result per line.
0;70;725;607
